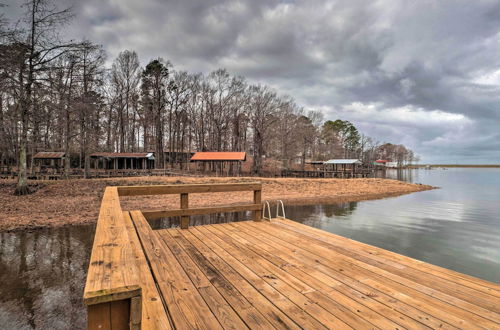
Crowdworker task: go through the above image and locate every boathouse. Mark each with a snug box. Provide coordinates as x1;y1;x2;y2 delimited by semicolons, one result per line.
190;151;246;176
323;159;362;177
89;152;155;170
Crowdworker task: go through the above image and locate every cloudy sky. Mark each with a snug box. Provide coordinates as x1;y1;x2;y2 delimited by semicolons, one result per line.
5;0;500;163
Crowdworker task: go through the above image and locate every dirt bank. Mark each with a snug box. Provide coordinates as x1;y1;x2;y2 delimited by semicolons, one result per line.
0;176;434;232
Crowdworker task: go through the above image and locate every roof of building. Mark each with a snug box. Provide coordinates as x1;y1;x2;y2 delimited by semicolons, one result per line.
147;150;196;154
191;152;247;161
90;152;155;159
33;152;65;159
375;159;390;163
324;159;362;165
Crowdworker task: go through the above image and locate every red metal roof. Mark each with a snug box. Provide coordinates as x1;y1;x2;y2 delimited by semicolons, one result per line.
90;152;152;158
33;152;65;159
375;159;390;163
191;152;246;161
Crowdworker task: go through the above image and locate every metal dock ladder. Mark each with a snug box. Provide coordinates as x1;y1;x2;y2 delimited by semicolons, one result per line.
262;200;286;220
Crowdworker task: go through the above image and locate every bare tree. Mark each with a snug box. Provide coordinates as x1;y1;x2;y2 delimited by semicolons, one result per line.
248;85;279;175
75;41;106;177
110;50;140;152
167;71;191;167
141;58;169;169
9;0;77;194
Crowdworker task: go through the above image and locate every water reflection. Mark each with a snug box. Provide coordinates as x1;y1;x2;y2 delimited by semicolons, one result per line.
0;225;95;329
149;204;361;230
283;203;358;228
149;211;252;229
375;168;415;182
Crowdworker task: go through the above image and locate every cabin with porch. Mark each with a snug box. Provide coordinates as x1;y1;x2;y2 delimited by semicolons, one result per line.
90;152;155;171
32;152;66;174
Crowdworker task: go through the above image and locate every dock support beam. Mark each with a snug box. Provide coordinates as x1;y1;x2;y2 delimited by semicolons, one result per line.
180;193;189;229
253;189;261;221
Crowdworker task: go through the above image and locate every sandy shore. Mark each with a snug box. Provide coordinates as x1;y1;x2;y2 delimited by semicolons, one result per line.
0;176;434;232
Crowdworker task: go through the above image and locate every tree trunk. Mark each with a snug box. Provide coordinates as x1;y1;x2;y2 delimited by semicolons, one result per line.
15;112;29;195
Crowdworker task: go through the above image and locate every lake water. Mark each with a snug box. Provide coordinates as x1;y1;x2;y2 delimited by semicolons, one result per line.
0;168;499;329
287;168;500;284
0;225;95;329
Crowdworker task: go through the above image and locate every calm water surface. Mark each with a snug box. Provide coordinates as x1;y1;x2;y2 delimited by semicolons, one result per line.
0;225;95;329
0;168;499;329
287;168;500;283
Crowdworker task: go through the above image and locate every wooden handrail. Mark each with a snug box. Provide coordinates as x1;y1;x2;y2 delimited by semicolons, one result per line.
116;182;262;196
119;182;263;228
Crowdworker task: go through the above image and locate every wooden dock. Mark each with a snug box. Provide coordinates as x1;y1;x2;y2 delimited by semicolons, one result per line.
281;169;374;178
84;183;500;329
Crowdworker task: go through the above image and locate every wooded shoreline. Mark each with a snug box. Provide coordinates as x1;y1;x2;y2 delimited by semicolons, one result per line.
0;176;434;232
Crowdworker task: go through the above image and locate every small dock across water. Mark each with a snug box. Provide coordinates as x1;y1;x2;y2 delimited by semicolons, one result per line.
84;182;500;329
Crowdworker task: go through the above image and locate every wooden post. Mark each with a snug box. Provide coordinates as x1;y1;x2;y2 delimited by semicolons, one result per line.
253;189;261;221
180;193;189;229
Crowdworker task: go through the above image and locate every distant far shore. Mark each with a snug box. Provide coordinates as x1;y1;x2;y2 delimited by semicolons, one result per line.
413;164;500;168
0;176;434;232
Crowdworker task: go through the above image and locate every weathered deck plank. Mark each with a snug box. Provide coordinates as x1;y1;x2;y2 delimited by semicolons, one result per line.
171;227;307;329
272;219;500;306
200;224;381;329
193;225;350;329
130;210;223;329
249;220;500;324
122;212;171;329
276;217;500;296
161;229;281;330
220;222;423;329
156;228;249;330
155;219;499;330
241;220;498;328
227;221;446;329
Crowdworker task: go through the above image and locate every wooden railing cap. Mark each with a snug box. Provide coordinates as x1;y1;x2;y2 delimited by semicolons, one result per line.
84;285;142;306
117;181;262;196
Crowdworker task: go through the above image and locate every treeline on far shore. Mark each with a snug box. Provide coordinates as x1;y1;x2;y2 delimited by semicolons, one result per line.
0;0;417;194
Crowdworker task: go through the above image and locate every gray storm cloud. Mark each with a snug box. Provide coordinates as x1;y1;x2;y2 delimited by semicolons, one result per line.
4;0;500;163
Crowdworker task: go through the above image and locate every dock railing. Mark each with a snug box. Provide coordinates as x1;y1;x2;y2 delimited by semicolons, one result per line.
118;182;263;229
84;182;262;329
